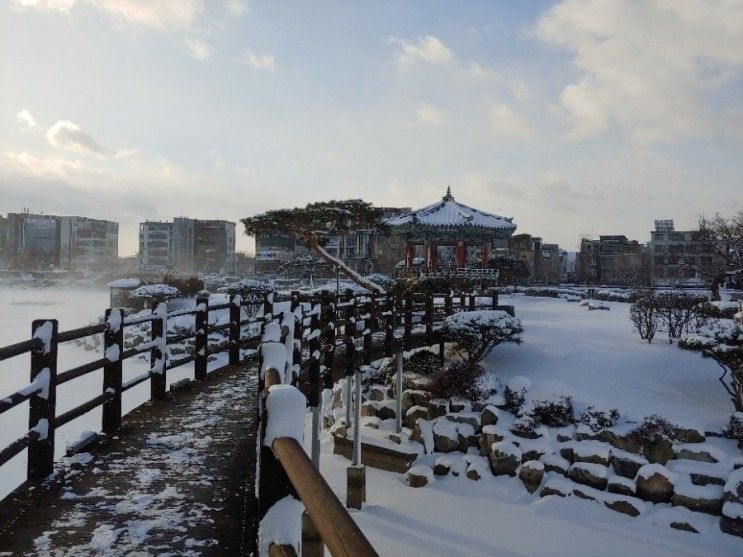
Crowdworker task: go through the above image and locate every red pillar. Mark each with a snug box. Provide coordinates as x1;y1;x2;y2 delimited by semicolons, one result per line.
427;242;438;269
481;243;489;269
405;242;414;269
455;242;466;269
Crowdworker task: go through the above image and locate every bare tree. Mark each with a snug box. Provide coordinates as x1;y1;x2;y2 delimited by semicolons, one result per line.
629;292;660;343
692;211;743;299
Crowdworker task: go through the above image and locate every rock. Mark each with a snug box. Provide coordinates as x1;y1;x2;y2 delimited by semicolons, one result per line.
406;465;434;488
719;468;743;538
607;476;635;496
557;433;573;443
672;487;723;515
571;441;611;466
457;424;478;453
489;442;522;477
363;417;380;429
540;453;570;476
401;389;431;415
433;420;459;453
540;478;570;498
519;461;545;494
368;385;386;402
670;521;699;533
403;373;429;390
404;405;428;429
376;404;397;421
433;461;450;476
674;426;705;444
674;445;719;463
511;427;541;440
360;403;377;417
643;437;675;465
610;449;648;479
410;419;434;453
447;412;481;432
690;473;725;487
466;465;482;481
635;464;674;504
576;425;599;441
605;498;642;517
427;399;448;420
389;433;402;445
559;446;575;463
609;434;644;455
480;425;507;456
331;388;343;410
481;405;500;427
568;463;608;491
449;399;467;413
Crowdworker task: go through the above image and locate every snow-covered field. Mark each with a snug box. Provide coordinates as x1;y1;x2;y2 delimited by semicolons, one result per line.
311;294;740;556
489;294;730;432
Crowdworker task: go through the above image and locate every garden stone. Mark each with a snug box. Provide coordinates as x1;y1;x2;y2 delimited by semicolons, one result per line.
642;437;675;465
540;453;570;476
368;385;386;402
607;476;635;496
481;405;500;427
635;464;674;503
720;468;743;538
404;406;428;429
568;463;608;491
519;461;545;494
604;498;642;517
402;389;431;415
610;449;648;479
480;426;507;456
433;420;459;453
672;485;723;515
670;521;699;533
674;426;705;444
427;400;448;420
489;442;521;477
406;465;433;488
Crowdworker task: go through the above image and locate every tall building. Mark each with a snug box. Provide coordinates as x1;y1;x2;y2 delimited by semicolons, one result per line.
138;218;236;274
2;211;118;270
648;220;719;286
139;221;174;272
578;235;647;285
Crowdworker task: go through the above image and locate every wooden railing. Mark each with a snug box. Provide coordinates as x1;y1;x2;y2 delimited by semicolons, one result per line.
0;288;505;555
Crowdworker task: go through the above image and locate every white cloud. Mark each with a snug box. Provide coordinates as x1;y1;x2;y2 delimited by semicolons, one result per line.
468;62;498;80
389;35;453;69
185;37;212;60
4;151;83;177
114;147;141;159
17;109;39;129
13;0;204;30
489;102;534;139
225;0;249;17
415;103;445;126
46;120;105;155
241;50;277;72
537;0;743;143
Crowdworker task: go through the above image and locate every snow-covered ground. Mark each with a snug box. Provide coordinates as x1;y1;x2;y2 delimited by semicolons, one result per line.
488;294;730;432
309;293;741;557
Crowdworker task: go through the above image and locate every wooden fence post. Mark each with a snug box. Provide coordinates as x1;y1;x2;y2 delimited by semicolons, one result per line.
28;319;58;480
384;295;394;357
102;308;124;433
150;302;167;400
460;293;466;311
195;295;209;380
229;294;241;365
321;293;335;389
425;293;434;346
291;291;302;385
468;294;476;311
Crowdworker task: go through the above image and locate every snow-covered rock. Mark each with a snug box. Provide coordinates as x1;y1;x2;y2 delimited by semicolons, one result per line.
489;441;521;477
519;460;545;493
568;462;608;491
635;464;675;503
405;464;434;488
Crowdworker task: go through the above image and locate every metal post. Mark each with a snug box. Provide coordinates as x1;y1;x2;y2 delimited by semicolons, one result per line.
396;350;403;434
346;365;366;509
309;306;321;468
345;376;352;427
353;368;362;466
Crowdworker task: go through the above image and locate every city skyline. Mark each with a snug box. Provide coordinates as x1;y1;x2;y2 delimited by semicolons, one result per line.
1;1;741;257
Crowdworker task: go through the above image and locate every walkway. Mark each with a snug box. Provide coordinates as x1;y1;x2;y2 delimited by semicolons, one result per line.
0;363;258;556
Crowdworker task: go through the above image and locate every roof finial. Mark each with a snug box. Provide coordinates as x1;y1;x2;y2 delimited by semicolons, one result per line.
443;186;453;201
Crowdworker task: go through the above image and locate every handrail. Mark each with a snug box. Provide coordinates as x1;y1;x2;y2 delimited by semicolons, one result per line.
272;437;378;557
0;337;42;362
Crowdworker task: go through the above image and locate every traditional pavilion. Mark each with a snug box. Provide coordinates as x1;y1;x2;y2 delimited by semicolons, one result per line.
385;187;517;269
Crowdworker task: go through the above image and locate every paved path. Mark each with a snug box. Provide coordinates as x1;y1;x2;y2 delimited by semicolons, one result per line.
0;363;258;556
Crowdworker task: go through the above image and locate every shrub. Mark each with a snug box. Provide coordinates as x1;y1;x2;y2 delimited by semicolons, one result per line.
628;415;678;443
162;274;205;297
427;360;487;401
129;284;180;308
655;293;706;341
442;310;523;363
525;396;574;428
404;349;440;376
503;385;526;414
579;405;620;432
725;412;743;447
629;294;660;343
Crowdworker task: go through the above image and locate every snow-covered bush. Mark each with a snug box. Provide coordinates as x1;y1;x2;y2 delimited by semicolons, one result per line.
404;349;441;376
427;360;487;401
504;385;527;414
221;278;275;312
679;319;743;411
525;396;574;427
129;284;180;307
629;294;660;343
628;415;678;444
365;273;394;289
276;255;333;279
579;405;620;432
162;274;204;297
442;310;523;363
726;412;743;447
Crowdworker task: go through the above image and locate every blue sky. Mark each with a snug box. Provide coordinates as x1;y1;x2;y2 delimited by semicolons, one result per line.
1;0;741;255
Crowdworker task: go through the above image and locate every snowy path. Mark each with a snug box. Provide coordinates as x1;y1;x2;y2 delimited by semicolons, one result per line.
0;364;258;556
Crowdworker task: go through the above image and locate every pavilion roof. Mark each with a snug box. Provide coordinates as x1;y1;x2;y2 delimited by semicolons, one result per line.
384;187;516;232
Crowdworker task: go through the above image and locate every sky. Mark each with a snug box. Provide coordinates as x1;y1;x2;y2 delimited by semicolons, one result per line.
1;0;741;256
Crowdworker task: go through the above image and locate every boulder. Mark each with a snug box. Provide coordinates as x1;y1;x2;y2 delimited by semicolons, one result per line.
331;388;343;410
607;475;635;496
674;426;705;444
540;478;571;498
427;399;448;420
449;399;467;413
447;412;481;432
376;404;397;421
610;449;648;479
401;389;431;415
466;462;487;481
456;423;478;452
674;445;719;464
670;521;699;534
642;437;674;465
571;441;611;466
489;442;522;477
432;420;459;453
368;385;386;402
672;484;723;515
604;498;642;517
404;405;428;429
540;453;570;476
635;464;674;503
480;425;507;456
568;463;608;491
433;460;450;476
360;403;377;417
481;405;500;427
720;468;743;538
519;461;545;494
406;465;434;488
